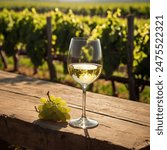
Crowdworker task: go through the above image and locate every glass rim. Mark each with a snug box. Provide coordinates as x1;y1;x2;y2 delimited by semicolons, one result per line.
71;37;100;42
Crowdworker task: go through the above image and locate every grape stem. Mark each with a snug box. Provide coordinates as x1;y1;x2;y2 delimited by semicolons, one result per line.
47;91;52;102
34;106;39;112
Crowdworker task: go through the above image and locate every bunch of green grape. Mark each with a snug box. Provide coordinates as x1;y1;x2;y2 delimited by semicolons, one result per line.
35;92;71;122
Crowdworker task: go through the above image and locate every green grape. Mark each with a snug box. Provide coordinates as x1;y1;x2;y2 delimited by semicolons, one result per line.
40;98;47;103
65;113;71;120
50;96;62;105
35;91;71;122
44;102;52;109
37;105;43;111
58;100;66;106
60;107;68;113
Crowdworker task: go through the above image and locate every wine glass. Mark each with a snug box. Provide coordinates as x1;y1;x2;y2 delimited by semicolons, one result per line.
67;37;103;129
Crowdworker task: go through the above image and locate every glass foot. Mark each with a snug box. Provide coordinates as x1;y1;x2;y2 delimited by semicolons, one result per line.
69;117;98;129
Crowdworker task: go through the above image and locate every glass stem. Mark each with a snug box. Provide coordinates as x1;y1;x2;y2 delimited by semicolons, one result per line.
82;85;87;118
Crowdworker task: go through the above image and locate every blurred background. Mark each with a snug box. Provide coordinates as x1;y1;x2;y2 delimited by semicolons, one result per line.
0;0;150;103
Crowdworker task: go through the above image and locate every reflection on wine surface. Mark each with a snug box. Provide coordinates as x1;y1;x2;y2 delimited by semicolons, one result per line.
68;63;102;85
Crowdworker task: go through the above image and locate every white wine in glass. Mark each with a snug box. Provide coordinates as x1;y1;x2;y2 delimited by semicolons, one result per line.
67;37;103;129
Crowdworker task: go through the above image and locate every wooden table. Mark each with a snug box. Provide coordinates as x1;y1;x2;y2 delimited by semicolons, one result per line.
0;71;150;150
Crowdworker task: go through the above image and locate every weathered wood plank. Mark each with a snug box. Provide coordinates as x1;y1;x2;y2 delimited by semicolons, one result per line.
0;71;150;149
0;71;149;126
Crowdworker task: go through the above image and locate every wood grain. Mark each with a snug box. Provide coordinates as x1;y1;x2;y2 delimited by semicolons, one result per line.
0;71;150;150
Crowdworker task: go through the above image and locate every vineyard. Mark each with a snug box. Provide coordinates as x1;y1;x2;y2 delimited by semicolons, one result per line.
0;7;150;102
0;0;150;18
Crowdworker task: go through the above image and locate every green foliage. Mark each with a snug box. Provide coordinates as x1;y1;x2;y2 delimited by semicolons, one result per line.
35;92;71;122
0;9;19;56
91;9;127;78
0;8;150;85
23;9;47;67
52;9;90;55
133;23;150;81
0;0;150;18
0;9;47;67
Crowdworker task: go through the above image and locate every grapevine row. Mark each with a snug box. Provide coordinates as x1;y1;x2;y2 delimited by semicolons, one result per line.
0;8;150;100
0;3;150;18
